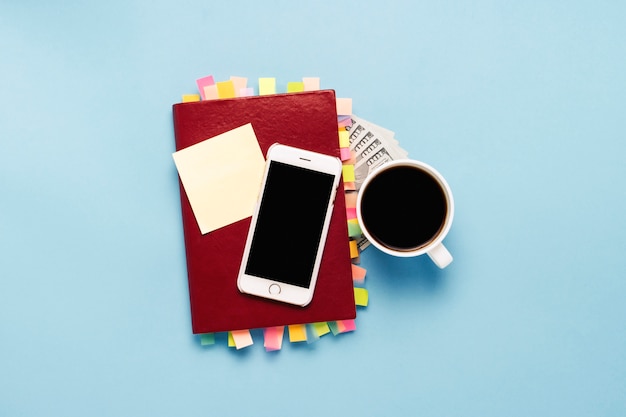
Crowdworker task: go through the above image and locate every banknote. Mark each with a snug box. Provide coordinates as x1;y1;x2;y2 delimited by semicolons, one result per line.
347;115;408;190
345;115;409;250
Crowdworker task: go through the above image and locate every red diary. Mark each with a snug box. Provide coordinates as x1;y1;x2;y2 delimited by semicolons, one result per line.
172;90;356;334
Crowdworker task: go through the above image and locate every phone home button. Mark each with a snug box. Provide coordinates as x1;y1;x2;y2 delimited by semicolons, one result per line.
268;283;281;295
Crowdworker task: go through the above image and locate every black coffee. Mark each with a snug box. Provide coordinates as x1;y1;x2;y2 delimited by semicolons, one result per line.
360;165;447;251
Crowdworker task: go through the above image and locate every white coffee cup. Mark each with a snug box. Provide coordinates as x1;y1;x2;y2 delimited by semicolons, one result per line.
356;159;454;268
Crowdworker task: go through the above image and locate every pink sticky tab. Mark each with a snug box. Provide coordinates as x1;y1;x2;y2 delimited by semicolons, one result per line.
346;207;357;220
264;326;285;351
340;148;352;161
239;87;254;97
337;319;356;333
338;117;353;129
196;75;215;100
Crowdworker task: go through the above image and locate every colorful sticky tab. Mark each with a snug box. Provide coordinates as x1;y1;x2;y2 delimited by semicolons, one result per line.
182;94;200;103
349;239;359;258
305;324;320;344
336;98;353;116
347;219;362;237
259;77;276;95
345;191;357;208
240;87;254;97
342;164;356;183
312;322;331;337
302;77;320;91
288;324;307;342
230;76;247;96
354;287;369;306
287;81;305;93
344;182;356;191
216;80;236;99
337;319;357;333
351;264;367;283
263;326;285;351
227;331;235;347
196;75;215;100
231;329;254;349
199;333;215;345
338;130;350;148
328;321;340;336
203;84;219;100
346;207;357;220
340;147;352;161
338;118;353;129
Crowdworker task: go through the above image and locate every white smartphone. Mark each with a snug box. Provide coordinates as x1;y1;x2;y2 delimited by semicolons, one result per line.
237;143;343;307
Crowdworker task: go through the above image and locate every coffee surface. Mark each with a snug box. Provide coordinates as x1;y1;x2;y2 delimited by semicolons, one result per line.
360;166;447;251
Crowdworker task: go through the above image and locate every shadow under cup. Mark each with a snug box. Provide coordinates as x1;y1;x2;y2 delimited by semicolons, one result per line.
357;161;453;255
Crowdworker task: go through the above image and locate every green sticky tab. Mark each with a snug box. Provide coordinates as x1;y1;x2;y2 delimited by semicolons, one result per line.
347;219;362;237
328;321;341;336
199;333;215;346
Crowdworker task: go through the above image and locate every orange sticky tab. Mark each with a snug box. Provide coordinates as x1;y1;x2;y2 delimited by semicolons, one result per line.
337;319;356;332
351;264;366;283
349;239;359;258
344;182;356;191
203;84;219;100
288;324;307;342
345;191;357;208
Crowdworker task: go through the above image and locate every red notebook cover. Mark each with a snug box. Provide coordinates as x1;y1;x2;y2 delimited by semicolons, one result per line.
172;90;356;334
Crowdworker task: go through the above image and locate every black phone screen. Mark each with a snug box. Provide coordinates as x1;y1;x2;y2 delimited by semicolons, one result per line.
244;161;335;288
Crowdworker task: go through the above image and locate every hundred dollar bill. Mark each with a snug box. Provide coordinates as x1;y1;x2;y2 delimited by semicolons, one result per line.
349;119;407;172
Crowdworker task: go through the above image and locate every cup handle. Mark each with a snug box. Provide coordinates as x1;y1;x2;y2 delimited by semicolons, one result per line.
427;243;453;269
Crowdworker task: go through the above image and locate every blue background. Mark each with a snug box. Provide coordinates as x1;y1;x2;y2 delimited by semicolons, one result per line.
1;1;624;416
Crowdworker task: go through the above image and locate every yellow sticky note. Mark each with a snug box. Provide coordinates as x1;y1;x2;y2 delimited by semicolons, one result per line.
287;81;305;93
172;123;266;234
216;80;236;99
338;130;350;148
203;84;219;100
288;324;307;342
354;287;369;306
259;77;276;95
349;239;359;258
312;322;331;337
336;98;352;116
302;77;320;91
231;329;254;349
227;332;235;347
342;164;355;183
230;76;247;96
182;94;200;103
